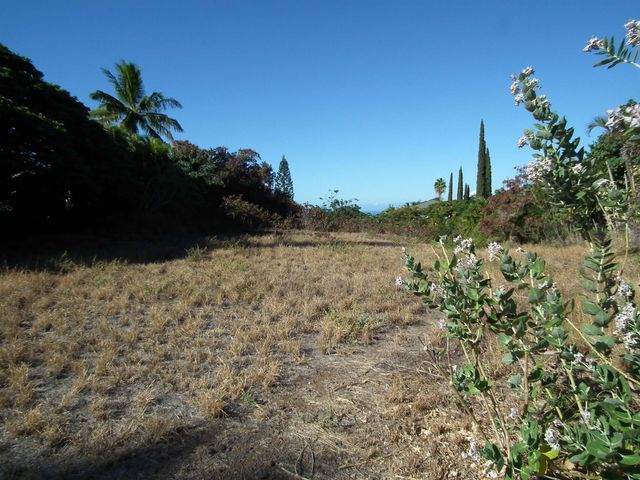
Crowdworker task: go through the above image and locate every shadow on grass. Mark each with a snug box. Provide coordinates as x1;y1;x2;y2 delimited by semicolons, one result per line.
0;231;402;272
3;418;334;480
0;232;213;272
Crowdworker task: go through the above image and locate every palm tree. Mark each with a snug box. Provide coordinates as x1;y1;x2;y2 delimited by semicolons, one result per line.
434;178;446;200
586;114;608;135
90;61;183;142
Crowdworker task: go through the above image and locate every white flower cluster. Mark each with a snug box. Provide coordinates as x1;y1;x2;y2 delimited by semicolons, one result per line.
544;427;561;450
570;351;597;370
493;285;507;297
510;74;520;95
537;279;556;291
615;276;634;298
517;135;528;149
525;156;552;182
613;303;639;351
538;95;550;109
583;35;605;52
571;163;585;175
594;178;614;190
625;19;640;47
510;68;538;102
487;242;502;262
430;282;444;296
460;254;479;269
623;332;638;351
438;318;447;330
614;303;636;335
395;276;403;288
605;103;640;131
453;236;479;269
453;235;473;255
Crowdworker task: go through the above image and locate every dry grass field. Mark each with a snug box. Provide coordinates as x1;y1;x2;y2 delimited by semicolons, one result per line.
0;231;638;479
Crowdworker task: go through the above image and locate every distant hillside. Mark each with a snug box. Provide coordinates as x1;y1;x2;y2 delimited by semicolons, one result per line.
413;198;441;209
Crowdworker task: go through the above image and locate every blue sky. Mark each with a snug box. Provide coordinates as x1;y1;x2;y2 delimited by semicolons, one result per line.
1;1;637;211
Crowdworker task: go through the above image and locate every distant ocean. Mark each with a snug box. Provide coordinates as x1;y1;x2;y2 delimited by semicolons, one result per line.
361;204;399;215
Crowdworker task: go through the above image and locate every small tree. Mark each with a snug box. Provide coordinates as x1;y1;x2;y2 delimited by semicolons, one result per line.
476;120;487;197
275;155;294;199
464;183;470;200
434;178;446;200
457;168;464;201
448;172;454;201
485;148;493;197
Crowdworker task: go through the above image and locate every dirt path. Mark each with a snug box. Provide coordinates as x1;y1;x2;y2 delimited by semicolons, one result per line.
41;316;488;480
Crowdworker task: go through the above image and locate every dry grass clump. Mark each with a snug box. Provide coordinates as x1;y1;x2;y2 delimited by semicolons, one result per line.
0;231;420;469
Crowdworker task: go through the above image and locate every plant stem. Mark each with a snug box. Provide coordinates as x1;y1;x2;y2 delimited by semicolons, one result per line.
565;317;640;387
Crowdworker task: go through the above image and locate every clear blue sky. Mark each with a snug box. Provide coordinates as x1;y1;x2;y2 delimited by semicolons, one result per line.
1;1;637;211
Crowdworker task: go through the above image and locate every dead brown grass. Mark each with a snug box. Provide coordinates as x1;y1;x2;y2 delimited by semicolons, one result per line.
0;231;637;479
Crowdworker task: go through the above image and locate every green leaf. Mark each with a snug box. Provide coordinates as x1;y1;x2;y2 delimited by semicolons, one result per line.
620;453;640;466
582;301;601;316
502;352;515;365
582;324;602;336
594;310;612;327
528;288;545;304
508;375;522;388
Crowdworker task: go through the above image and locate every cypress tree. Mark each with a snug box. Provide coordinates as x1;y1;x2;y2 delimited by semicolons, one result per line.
464;184;470;201
457;168;463;201
275;155;294;199
484;148;492;197
447;172;453;202
476;120;486;198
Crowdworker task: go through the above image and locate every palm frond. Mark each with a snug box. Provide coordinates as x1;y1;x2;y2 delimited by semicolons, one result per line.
586;115;608;135
89;90;127;112
101;68;120;91
114;60;145;106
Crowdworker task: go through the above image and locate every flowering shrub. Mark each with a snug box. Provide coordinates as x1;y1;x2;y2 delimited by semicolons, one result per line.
401;235;640;479
510;66;628;233
400;19;640;480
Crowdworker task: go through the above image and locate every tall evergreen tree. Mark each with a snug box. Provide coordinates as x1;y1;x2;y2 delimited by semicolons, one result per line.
476;120;487;198
464;184;470;201
457;168;463;201
447;172;453;202
484;148;492;197
275;155;294;199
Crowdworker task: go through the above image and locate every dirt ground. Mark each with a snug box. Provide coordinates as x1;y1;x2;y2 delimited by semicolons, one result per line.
4;321;489;480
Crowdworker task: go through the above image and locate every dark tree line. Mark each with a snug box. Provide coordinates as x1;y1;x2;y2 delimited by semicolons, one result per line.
0;43;296;237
